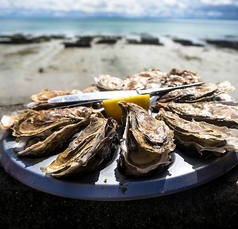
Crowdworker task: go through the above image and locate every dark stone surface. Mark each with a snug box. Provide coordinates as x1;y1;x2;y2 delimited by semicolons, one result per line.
0;34;66;44
204;39;238;50
0;104;238;229
126;35;163;45
63;36;93;48
173;38;204;47
95;36;122;44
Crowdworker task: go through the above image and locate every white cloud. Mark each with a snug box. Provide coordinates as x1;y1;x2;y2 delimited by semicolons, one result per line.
201;0;238;5
0;0;189;16
0;0;237;18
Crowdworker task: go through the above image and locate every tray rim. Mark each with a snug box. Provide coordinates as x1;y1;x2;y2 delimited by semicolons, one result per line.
1;131;238;201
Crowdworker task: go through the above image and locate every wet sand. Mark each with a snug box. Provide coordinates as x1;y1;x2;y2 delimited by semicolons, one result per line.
0;36;238;104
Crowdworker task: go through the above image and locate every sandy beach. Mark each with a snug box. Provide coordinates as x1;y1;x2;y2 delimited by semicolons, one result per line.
0;36;238;104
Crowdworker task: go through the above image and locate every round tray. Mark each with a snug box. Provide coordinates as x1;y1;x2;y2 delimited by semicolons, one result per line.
1;132;238;201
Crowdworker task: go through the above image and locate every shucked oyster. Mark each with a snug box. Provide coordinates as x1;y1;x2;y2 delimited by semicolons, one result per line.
158;81;235;103
42;117;118;178
156;102;238;129
9;106;101;157
157;108;238;157
118;102;175;177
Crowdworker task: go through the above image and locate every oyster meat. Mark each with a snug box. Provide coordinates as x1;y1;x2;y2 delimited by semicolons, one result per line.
157;108;238;157
118;102;175;177
156;101;238;129
158;81;235;103
42;117;118;178
10;106;101;157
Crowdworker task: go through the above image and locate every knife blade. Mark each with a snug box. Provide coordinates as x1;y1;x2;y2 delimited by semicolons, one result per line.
48;82;203;104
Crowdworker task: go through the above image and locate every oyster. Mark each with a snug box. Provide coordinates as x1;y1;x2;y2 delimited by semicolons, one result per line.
0;109;28;131
93;68;203;92
16;121;89;157
156;102;238;129
158;81;235;103
11;106;101;157
41;117;118;178
123;68;203;90
94;74;124;91
122;69;165;90
118;102;175;177
157;108;238;157
28;88;82;110
166;68;203;86
31;88;82;103
12;106;95;137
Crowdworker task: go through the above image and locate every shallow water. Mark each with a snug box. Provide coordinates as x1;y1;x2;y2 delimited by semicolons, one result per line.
0;18;238;41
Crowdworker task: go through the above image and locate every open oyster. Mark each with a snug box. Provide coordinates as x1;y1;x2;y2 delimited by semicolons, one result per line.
158;81;235;103
155;102;238;129
41;117;118;178
157;108;238;157
10;106;101;157
118;102;175;177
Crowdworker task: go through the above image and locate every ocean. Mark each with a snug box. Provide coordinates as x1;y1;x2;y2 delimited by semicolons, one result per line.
0;17;238;41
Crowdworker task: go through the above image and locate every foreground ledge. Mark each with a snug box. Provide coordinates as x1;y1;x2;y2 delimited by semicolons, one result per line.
0;104;238;229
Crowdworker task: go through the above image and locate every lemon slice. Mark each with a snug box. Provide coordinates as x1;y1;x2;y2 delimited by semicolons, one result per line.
102;94;150;123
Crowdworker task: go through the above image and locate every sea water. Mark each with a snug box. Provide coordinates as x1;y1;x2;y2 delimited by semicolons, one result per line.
0;17;238;41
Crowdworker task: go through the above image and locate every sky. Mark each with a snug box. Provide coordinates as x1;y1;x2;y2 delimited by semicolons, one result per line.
0;0;238;19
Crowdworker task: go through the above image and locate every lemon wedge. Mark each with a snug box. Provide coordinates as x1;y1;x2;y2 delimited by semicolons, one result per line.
102;94;150;123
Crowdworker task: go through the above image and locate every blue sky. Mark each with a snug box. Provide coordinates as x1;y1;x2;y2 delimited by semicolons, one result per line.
0;0;238;19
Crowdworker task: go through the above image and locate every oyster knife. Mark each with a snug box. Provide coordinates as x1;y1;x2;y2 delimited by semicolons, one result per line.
48;82;203;104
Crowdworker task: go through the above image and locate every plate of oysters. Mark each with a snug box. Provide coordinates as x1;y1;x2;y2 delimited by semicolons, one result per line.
1;68;238;201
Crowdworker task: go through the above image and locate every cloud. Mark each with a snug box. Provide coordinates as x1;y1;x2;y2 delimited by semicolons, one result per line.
0;0;238;18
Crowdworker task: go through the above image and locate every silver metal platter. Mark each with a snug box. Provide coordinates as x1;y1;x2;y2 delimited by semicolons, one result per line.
1;132;238;201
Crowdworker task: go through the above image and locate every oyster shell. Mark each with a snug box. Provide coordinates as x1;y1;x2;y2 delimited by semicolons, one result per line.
158;81;235;103
12;106;96;137
93;68;203;91
122;69;165;90
123;68;203;90
16;121;89;157
31;88;82;103
11;106;102;157
118;102;175;177
41;117;118;178
155;102;238;129
0;109;27;131
157;108;238;157
94;74;124;91
28;88;83;110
